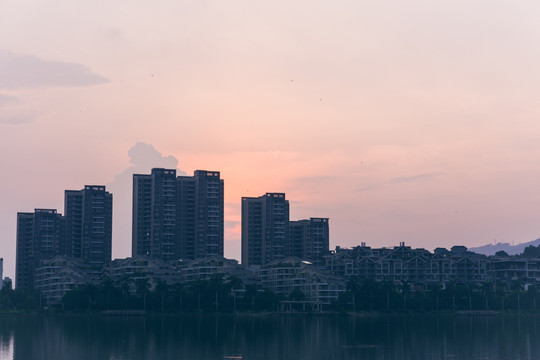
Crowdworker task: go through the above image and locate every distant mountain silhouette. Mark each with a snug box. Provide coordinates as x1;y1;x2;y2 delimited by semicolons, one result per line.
469;238;540;256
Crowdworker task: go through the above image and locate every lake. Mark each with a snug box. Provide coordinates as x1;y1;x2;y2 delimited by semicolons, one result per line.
1;313;539;359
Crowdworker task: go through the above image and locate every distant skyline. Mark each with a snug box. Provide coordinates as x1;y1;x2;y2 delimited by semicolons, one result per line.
3;1;540;279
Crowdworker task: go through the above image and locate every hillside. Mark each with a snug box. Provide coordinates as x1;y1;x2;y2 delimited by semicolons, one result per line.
469;238;540;256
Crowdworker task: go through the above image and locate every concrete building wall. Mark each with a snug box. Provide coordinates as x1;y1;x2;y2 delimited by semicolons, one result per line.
133;168;224;261
178;170;224;259
65;185;113;267
132;174;152;256
288;218;329;265
15;209;64;289
242;193;289;267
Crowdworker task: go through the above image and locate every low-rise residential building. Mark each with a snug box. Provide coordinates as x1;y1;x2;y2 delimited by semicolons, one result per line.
323;243;488;287
260;257;345;308
177;256;257;285
22;242;540;310
107;256;178;294
487;257;540;285
34;256;100;306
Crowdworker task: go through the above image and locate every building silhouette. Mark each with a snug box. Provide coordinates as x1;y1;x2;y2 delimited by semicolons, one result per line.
16;209;65;289
241;193;289;267
64;185;113;267
16;185;112;289
177;170;224;259
133;168;177;260
132;169;224;261
288;218;329;265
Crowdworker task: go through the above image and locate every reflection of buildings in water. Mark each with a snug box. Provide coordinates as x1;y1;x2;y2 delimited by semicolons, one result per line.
2;315;540;359
0;332;13;360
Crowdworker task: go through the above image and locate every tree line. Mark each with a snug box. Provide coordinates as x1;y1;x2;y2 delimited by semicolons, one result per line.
0;275;281;313
61;275;282;313
331;277;538;312
1;276;539;313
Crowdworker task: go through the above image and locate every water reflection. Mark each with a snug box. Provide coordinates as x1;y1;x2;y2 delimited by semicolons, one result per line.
0;331;13;360
0;314;539;360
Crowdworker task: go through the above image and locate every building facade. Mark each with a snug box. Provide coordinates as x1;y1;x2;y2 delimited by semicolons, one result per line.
16;209;65;289
241;193;290;267
107;256;178;294
177;256;256;284
65;185;113;267
260;257;345;308
487;257;540;285
177;170;224;259
288;218;329;265
323;243;488;286
133;169;177;260
34;255;100;306
133;169;224;261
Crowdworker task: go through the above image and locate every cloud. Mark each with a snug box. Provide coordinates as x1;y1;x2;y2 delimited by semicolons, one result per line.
225;220;240;229
0;104;37;125
103;27;124;42
290;175;343;185
0;93;18;106
0;50;109;89
0;115;32;125
390;172;445;184
355;173;444;192
108;143;186;258
110;142;186;192
127;142;180;170
356;184;381;192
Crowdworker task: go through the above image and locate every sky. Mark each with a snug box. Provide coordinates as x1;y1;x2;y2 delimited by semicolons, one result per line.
2;1;540;279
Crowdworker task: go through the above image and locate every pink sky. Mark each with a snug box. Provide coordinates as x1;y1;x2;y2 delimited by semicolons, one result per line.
2;1;540;278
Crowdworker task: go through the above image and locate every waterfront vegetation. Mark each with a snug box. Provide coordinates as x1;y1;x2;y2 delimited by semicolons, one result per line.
1;276;539;314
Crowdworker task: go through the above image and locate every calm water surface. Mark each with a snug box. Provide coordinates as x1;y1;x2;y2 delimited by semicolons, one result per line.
0;313;539;360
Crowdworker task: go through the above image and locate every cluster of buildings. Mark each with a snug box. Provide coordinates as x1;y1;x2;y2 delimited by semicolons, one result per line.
131;169;329;266
322;244;540;291
16;186;112;289
15;168;332;306
13;167;540;309
132;169;224;261
242;193;329;266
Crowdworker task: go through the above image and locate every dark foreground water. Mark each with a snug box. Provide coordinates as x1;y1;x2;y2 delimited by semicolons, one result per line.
1;313;540;360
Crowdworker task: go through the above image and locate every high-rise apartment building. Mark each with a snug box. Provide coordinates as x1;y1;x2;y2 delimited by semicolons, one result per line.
288;218;329;265
241;193;289;267
65;186;113;267
177;170;224;259
16;209;65;289
132;169;224;261
133;169;177;260
132;172;153;257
